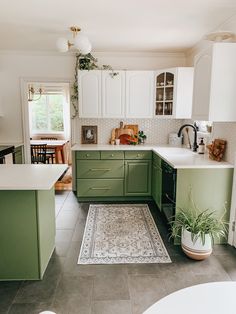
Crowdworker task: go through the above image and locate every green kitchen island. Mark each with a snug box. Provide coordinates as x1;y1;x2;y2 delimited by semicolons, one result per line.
0;164;67;281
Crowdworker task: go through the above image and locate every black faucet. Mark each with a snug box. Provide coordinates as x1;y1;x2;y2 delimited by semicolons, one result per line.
177;124;198;152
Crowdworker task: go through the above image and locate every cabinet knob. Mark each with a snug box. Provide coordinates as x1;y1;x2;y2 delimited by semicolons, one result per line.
137;154;141;157
111;154;114;157
86;154;90;157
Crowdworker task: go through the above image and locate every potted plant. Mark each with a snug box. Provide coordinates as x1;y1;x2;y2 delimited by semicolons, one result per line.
171;205;228;260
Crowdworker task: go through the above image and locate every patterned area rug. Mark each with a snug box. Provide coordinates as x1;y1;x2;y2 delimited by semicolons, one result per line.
78;204;171;264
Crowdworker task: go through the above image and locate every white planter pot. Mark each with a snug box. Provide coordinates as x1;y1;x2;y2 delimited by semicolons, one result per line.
181;228;212;260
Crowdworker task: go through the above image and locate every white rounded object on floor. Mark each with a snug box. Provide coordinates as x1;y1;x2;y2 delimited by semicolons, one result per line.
143;282;236;314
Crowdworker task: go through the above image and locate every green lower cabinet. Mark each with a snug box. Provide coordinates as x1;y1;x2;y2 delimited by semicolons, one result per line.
125;160;151;196
76;160;124;179
0;188;55;280
152;164;162;209
77;179;124;197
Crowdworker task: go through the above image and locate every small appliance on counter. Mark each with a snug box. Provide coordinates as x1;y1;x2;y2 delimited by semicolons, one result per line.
168;133;182;147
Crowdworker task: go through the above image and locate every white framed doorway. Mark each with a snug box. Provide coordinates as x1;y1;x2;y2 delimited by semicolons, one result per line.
20;77;76;164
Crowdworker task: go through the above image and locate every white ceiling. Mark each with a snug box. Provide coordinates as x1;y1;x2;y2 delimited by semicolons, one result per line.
0;0;236;52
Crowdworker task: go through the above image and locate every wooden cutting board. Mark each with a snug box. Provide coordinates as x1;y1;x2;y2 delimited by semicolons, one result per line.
115;127;133;139
124;124;139;136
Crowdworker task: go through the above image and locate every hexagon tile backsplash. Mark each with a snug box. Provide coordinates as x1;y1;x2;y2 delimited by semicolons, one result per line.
76;118;184;145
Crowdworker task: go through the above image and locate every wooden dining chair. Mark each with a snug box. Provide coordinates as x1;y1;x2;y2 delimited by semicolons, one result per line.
31;144;50;164
40;137;57;163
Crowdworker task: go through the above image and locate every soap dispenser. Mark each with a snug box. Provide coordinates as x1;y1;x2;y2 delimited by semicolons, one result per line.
198;138;205;154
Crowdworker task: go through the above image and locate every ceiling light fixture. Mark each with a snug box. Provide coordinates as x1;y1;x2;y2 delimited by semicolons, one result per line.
28;85;43;102
204;31;235;42
56;26;92;54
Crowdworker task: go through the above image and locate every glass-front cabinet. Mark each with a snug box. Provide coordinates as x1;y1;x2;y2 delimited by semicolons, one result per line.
154;67;194;119
155;71;174;117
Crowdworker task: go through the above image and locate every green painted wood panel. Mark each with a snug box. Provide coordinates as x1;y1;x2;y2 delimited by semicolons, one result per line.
77;179;124;197
125;151;152;160
156;166;162;209
76;151;100;160
152;152;162;167
0;191;39;280
152;164;162;209
125;160;151;196
36;188;55;279
176;168;233;244
76;160;124;178
152;164;158;202
101;151;124;160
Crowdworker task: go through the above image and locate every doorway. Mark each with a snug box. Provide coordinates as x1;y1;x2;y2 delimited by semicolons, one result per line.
21;79;74;191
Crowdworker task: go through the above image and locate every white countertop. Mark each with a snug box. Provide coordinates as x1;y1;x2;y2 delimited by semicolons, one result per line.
71;144;233;169
0;164;68;190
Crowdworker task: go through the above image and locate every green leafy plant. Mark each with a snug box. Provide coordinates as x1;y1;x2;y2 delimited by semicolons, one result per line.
137;130;147;144
171;202;228;245
70;53;115;118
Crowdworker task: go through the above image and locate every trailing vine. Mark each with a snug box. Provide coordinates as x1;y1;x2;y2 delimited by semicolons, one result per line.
71;53;117;118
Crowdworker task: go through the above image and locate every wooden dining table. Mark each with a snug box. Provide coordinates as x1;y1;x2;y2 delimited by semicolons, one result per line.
30;140;68;164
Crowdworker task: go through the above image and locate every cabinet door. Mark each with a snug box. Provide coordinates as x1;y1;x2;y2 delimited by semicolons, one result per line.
125;160;151;196
102;71;125;118
155;70;175;117
152;164;162;209
152;164;158;203
192;49;212;120
126;71;154;118
156;166;162;209
78;70;102;118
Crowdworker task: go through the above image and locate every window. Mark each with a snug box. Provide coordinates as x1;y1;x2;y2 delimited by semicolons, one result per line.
29;84;70;136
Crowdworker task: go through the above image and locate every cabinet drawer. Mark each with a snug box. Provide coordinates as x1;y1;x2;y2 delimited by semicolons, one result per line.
76;160;124;178
101;151;124;160
77;179;124;197
153;152;162;167
125;151;152;160
76;151;100;160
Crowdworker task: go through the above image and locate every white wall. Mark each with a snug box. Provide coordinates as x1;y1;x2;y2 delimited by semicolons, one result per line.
0;51;186;144
185;15;236;163
0;53;74;143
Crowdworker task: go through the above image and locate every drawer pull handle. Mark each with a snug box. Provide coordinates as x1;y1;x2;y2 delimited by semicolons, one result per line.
111;154;114;157
137;154;141;157
86;154;90;157
90;187;111;190
90;168;111;171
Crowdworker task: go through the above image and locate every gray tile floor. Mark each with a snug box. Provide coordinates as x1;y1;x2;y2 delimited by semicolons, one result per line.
1;191;236;314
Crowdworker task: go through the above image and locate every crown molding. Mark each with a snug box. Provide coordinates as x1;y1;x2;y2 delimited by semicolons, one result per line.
0;49;186;58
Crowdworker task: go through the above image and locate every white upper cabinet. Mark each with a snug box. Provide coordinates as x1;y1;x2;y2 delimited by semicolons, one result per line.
78;70;102;118
154;67;193;119
125;71;154;118
78;70;154;118
102;71;125;118
192;43;236;122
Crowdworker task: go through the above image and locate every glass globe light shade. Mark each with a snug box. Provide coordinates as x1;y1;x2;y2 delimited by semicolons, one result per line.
56;37;68;52
74;33;90;50
79;41;92;55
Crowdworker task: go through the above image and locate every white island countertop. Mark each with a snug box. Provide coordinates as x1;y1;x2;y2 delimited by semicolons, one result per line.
71;144;233;169
0;164;68;190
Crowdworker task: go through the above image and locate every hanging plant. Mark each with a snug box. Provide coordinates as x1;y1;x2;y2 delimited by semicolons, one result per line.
71;53;116;118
